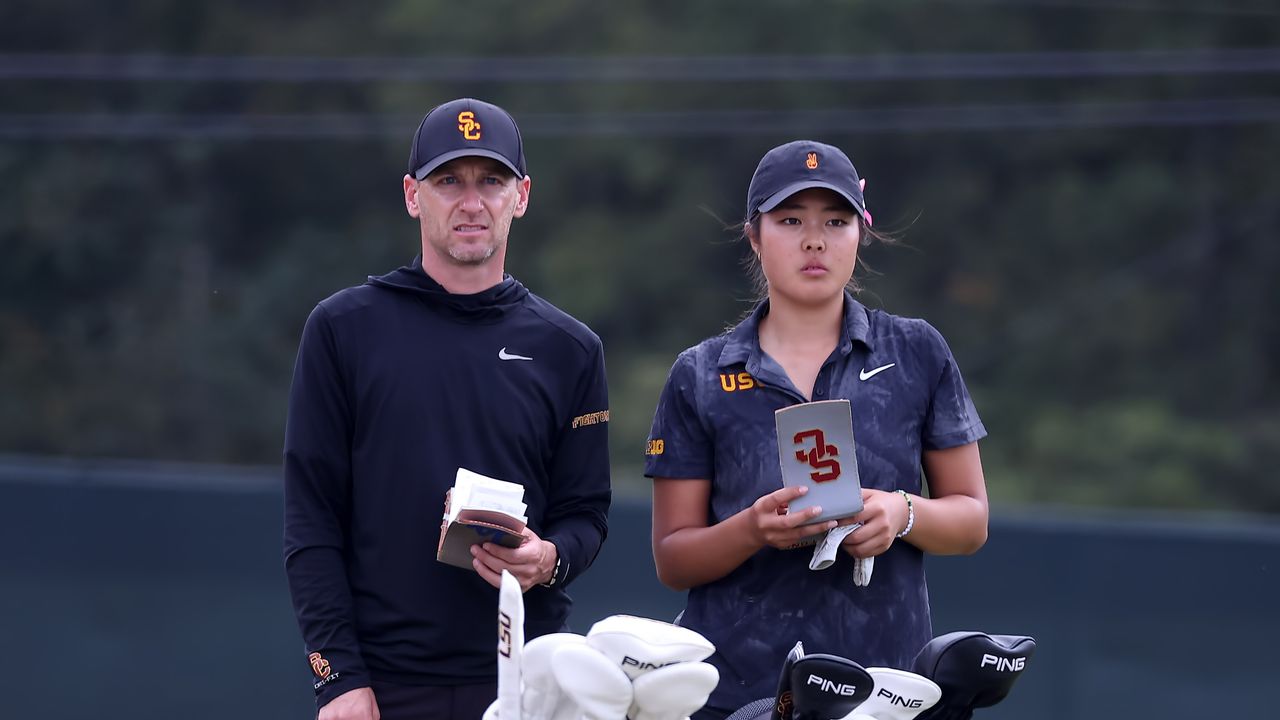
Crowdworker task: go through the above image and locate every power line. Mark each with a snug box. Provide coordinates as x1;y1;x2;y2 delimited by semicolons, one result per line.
1;49;1279;83
0;98;1276;140
931;0;1280;18
932;0;1280;17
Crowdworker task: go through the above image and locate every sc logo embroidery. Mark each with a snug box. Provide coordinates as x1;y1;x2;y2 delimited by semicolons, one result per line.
458;111;482;140
308;652;331;679
793;428;841;482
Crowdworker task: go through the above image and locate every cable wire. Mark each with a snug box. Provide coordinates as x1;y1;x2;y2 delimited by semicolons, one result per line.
1;49;1278;83
1;98;1276;139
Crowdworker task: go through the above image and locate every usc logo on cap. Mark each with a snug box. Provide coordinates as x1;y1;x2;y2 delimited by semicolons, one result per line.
308;652;332;679
805;152;819;170
457;111;482;140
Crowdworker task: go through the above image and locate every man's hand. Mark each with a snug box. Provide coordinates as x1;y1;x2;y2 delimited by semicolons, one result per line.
840;488;910;558
318;686;379;720
473;527;557;591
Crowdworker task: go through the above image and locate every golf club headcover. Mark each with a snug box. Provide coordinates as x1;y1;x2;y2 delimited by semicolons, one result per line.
727;697;779;720
851;668;941;720
498;570;526;720
629;660;720;720
789;653;874;720
585;614;715;681
483;699;501;720
910;632;1035;720
521;632;586;720
770;641;805;720
551;642;634;720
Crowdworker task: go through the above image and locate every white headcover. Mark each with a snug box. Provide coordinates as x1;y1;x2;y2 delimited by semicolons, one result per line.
586;615;716;681
498;570;525;720
522;632;587;720
552;643;634;720
843;667;941;720
629;660;720;720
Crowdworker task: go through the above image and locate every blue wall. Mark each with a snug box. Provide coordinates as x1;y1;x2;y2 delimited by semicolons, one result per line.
2;460;1276;720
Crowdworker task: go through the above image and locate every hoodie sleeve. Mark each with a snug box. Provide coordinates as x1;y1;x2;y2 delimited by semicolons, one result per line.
282;303;370;706
539;337;611;588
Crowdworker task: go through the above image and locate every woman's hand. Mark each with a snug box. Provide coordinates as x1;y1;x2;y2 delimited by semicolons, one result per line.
748;485;838;550
840;488;910;559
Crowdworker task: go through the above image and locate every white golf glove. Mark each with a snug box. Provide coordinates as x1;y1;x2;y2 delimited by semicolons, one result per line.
810;523;874;586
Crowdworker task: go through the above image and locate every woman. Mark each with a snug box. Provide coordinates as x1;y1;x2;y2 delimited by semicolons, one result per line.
644;140;989;718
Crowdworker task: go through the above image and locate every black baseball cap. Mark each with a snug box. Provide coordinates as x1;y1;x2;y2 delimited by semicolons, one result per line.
746;140;871;226
407;98;526;180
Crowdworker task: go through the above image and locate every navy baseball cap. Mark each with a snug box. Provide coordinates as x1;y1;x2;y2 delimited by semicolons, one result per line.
408;98;527;180
746;140;871;226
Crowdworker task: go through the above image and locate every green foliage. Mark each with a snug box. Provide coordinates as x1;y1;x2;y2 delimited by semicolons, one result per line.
2;1;1278;512
982;399;1267;511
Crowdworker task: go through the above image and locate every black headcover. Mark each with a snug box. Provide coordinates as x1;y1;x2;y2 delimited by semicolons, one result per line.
769;641;805;720
910;631;1036;720
789;653;875;720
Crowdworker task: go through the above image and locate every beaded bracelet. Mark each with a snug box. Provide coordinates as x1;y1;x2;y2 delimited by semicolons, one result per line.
895;489;915;539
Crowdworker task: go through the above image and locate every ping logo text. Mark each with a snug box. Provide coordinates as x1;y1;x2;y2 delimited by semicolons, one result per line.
622;656;678;671
806;674;858;696
980;654;1026;672
876;688;924;708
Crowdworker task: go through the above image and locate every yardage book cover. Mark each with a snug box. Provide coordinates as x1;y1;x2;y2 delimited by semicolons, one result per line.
437;468;527;570
774;399;863;524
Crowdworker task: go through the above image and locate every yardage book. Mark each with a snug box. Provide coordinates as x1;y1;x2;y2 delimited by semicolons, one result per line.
775;399;863;524
436;468;528;570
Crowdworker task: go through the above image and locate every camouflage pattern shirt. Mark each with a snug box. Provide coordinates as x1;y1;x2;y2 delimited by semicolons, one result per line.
644;294;987;716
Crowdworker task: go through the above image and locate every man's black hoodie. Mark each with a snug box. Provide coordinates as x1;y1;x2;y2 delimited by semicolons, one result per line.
283;258;610;705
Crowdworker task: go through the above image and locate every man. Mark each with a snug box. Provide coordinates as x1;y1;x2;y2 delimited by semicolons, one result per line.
284;97;611;720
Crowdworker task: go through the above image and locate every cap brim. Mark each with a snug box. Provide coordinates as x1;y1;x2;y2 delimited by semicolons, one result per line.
412;148;523;180
757;180;865;217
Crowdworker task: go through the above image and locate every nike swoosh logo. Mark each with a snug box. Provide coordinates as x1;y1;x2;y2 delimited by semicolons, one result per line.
498;347;533;361
859;363;896;381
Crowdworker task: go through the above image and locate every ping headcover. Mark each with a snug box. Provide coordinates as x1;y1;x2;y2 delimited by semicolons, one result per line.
910;632;1036;720
497;570;525;720
585;614;715;681
629;660;721;720
551;642;634;720
788;653;874;720
849;668;941;720
770;641;805;720
726;696;778;720
522;632;586;720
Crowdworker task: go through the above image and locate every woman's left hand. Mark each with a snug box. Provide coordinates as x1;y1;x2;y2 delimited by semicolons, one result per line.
840;488;910;559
